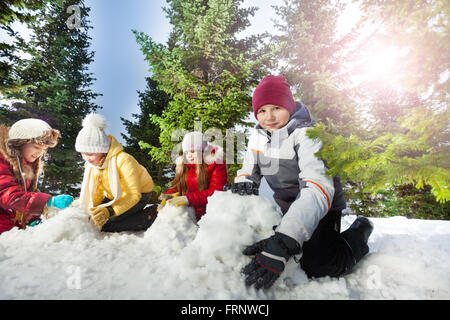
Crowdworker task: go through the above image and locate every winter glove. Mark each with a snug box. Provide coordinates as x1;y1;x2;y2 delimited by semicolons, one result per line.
47;195;74;209
167;195;189;207
28;219;42;227
159;192;180;201
89;206;111;228
223;182;259;196
242;232;301;290
157;192;180;211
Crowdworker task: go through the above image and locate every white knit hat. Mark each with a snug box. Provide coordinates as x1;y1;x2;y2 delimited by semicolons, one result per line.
8;118;53;140
182;131;208;152
75;113;111;153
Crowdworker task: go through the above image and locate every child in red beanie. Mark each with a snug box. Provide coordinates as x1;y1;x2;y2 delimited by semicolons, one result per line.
225;75;374;290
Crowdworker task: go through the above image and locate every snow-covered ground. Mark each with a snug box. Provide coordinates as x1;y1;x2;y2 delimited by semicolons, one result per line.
0;191;449;300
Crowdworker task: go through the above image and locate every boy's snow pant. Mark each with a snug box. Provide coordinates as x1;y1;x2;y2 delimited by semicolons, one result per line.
299;210;369;278
100;193;155;233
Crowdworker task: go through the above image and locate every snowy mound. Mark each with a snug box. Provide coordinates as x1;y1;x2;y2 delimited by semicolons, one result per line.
0;191;449;299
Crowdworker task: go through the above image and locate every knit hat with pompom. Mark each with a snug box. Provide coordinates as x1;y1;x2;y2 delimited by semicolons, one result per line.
75;113;111;153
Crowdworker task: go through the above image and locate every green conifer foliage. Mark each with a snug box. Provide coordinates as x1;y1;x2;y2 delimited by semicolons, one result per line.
134;0;273;178
0;0;47;94
275;0;449;215
121;77;172;197
1;0;100;195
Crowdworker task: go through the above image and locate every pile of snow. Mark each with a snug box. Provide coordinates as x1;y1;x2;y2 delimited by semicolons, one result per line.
0;191;449;299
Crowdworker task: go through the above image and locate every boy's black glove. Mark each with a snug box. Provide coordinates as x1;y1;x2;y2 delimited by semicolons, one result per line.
223;182;259;195
242;232;301;290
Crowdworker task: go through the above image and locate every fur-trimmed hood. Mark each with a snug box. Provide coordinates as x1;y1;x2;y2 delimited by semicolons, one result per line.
203;144;224;165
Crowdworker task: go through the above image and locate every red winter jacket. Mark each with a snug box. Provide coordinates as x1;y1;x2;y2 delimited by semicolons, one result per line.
0;141;51;234
166;146;227;219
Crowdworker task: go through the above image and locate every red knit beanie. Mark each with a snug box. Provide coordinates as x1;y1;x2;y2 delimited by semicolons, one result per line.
252;75;296;118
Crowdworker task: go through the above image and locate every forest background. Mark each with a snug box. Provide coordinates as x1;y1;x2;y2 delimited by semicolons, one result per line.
0;0;448;219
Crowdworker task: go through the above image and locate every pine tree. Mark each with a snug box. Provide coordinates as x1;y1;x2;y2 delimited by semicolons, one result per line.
133;0;273;179
273;0;359;133
1;0;100;195
121;77;172;195
0;0;47;95
305;0;450;206
273;0;365;207
274;0;449;218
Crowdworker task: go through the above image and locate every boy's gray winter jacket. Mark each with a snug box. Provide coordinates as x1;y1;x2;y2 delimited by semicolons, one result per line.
235;102;346;246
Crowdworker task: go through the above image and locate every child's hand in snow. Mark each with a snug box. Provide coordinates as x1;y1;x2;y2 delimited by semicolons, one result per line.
89;206;110;228
158;192;180;200
224;182;259;196
47;195;74;210
167;196;189;207
157;192;181;211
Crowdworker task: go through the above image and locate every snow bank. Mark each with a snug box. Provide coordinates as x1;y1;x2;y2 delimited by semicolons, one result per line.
0;191;449;299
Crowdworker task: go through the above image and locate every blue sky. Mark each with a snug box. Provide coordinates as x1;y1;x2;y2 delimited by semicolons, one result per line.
85;0;171;143
85;0;280;144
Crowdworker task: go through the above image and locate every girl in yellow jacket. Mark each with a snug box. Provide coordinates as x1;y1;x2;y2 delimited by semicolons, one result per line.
75;113;156;232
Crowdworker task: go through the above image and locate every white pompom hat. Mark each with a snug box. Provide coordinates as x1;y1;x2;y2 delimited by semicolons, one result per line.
75;113;111;153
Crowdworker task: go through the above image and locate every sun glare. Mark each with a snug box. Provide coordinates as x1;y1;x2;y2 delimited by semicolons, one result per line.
363;47;400;78
350;44;407;85
336;3;408;86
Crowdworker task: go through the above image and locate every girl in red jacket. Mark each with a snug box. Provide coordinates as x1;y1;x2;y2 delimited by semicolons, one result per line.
159;131;227;221
0;119;73;234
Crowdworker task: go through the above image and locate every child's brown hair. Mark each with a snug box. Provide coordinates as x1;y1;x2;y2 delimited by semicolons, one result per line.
170;154;209;194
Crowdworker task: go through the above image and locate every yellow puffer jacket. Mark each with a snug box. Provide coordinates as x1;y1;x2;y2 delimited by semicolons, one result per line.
91;135;153;216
